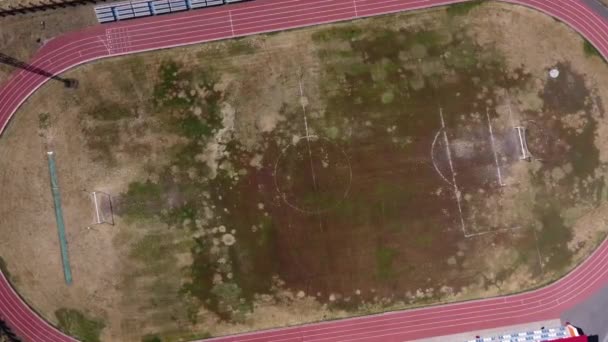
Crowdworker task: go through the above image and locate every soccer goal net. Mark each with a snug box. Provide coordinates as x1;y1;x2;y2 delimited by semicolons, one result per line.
89;191;114;225
514;126;532;161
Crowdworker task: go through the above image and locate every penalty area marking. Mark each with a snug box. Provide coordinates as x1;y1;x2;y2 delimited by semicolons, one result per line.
431;129;454;186
438;108;520;239
439;108;467;237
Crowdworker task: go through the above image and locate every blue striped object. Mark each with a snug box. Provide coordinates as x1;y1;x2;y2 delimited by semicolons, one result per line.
47;152;72;285
94;0;250;23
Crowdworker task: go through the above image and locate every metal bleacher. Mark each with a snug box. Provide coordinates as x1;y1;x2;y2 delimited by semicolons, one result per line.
94;0;247;23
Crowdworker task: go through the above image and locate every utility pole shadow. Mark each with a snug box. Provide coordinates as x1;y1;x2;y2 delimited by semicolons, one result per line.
0;53;78;88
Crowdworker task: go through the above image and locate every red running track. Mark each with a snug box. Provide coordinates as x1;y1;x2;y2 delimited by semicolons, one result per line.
1;0;608;341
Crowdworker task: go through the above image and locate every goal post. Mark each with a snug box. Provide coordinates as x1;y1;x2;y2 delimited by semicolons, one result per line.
89;191;114;225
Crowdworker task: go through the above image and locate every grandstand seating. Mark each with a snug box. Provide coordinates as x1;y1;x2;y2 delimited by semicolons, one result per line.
94;0;248;23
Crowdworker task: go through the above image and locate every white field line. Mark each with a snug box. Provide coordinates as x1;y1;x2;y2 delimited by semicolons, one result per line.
465;226;522;238
516;127;530;160
534;228;545;275
92;192;102;224
486;108;506;187
431;130;454;186
229;11;235;37
299;79;318;190
506;95;517;128
98;35;111;55
439;108;466;237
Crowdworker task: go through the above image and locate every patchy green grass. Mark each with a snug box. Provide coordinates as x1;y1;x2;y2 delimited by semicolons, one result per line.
583;39;603;59
446;0;485;16
376;246;398;280
130;233;173;262
0;256;11;282
38;112;50;130
312;26;363;43
69;5;606;338
88;102;135;121
125;56;148;81
153;60;182;106
55;308;105;342
536;202;573;272
227;39;258;55
142;335;162;342
567;119;599;181
153;61;223;139
178;114;216;139
118;180;163;220
82;122;120;165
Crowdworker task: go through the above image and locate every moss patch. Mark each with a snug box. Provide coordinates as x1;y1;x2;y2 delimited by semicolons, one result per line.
55;308;105;342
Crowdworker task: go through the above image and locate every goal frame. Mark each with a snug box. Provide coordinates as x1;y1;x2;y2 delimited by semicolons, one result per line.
89;191;114;226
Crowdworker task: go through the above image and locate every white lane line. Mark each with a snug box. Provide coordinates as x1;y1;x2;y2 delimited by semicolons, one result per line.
486;107;506;187
439;108;467;237
353;0;359;17
229;10;235;36
97;36;111;55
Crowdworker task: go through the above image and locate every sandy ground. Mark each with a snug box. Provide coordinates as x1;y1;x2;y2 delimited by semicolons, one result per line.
2;2;608;341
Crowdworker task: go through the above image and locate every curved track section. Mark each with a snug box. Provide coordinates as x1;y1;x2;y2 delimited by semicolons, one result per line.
1;0;608;341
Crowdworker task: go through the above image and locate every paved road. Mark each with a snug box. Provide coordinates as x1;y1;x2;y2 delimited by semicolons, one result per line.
1;0;608;341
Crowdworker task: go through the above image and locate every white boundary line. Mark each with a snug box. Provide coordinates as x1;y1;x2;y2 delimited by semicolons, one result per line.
439;108;467;237
353;0;359;17
486;107;506;187
298;78;318;190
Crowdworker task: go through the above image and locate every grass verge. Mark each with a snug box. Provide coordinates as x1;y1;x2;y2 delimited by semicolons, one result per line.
55;308;105;342
446;0;485;16
583;39;604;60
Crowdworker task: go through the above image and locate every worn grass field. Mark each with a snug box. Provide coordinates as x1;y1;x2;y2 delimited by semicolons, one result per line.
2;2;608;341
